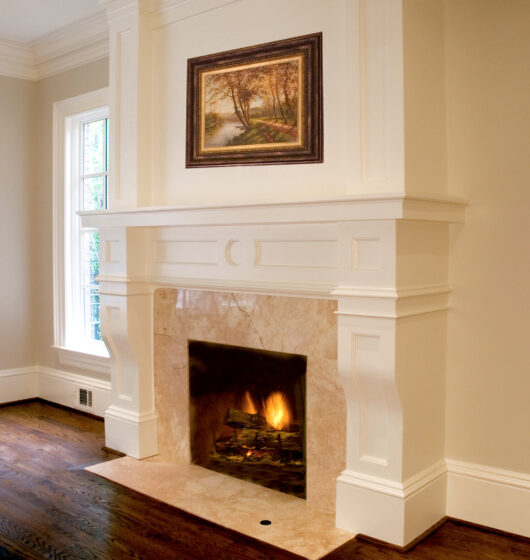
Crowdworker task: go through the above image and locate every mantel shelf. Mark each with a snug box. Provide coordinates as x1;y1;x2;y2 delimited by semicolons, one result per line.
80;193;466;229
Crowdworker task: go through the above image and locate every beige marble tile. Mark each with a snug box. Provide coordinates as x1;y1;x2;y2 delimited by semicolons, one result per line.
87;457;354;560
153;289;346;514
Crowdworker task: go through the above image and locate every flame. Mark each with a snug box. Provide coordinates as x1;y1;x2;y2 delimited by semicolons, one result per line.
242;391;257;414
263;392;291;430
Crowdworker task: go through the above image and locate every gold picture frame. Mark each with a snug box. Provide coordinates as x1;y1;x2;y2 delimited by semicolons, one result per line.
186;33;322;167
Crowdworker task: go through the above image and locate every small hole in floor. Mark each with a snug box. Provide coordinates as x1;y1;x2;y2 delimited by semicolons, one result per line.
260;520;272;526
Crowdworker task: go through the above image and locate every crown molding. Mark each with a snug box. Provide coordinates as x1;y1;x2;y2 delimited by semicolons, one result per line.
31;11;109;80
0;38;36;80
154;0;243;28
0;12;109;82
99;0;159;20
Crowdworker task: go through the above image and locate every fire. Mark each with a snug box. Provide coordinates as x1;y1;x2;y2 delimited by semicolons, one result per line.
263;392;291;430
242;391;257;414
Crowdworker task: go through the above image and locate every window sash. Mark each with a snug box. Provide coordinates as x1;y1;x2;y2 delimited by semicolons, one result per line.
64;108;109;353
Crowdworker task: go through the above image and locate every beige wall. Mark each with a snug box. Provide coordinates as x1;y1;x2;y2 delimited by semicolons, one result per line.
403;0;447;197
445;0;530;473
0;76;36;369
34;59;109;369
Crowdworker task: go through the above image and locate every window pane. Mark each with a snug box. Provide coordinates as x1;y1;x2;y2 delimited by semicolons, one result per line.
106;118;109;173
82;231;100;285
81;230;101;342
83;287;101;341
83;119;106;175
83;176;106;211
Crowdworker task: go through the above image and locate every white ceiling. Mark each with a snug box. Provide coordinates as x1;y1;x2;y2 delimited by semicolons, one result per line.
0;0;104;43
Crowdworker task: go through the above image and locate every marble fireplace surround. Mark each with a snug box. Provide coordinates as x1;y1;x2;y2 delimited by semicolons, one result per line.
82;195;466;549
154;289;343;513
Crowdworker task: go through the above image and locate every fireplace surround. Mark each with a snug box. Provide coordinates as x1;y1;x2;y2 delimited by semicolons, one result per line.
82;195;465;548
154;288;343;512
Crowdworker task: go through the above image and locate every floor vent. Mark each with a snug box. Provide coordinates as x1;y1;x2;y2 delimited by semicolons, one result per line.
79;388;93;408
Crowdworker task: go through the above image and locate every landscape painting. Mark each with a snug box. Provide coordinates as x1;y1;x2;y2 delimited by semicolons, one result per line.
186;33;322;167
201;55;302;152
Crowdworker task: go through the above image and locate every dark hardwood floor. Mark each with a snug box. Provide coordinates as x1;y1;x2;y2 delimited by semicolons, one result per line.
0;401;529;560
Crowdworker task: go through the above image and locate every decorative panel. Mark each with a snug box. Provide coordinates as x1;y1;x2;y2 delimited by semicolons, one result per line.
351;333;388;465
154;240;218;266
352;238;381;271
254;240;338;269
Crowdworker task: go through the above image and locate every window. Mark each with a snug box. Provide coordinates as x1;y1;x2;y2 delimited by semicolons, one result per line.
53;89;110;371
66;112;109;348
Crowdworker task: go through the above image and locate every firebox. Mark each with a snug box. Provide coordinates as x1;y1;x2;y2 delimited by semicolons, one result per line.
188;340;307;498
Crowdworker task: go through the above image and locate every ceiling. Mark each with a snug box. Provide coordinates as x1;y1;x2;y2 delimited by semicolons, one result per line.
0;0;104;43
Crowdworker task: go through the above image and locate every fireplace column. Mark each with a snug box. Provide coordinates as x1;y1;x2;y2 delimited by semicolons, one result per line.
335;219;448;547
98;226;158;458
101;0;154;209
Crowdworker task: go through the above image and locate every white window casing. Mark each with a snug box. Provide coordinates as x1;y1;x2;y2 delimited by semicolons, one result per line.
52;88;110;374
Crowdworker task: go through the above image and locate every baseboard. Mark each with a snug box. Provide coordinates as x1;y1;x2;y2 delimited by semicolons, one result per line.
0;365;111;418
336;460;447;547
446;459;530;539
105;405;158;459
0;366;39;403
39;366;111;418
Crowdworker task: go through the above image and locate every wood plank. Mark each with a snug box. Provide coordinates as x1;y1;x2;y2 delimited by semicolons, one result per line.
0;401;529;559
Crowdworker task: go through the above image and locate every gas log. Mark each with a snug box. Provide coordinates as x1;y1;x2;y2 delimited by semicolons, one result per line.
216;407;303;455
224;408;268;430
236;427;303;453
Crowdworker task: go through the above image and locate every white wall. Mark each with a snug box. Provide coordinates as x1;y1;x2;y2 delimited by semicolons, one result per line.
0;76;36;370
151;0;387;206
445;0;530;475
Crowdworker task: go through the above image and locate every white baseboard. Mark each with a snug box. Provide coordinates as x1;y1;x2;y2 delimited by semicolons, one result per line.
446;459;530;538
105;405;158;459
39;366;111;418
336;460;447;547
0;365;111;418
337;458;530;544
0;366;39;403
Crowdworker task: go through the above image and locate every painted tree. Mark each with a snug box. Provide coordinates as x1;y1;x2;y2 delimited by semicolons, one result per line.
206;67;264;130
260;61;298;125
205;59;299;130
276;61;299;125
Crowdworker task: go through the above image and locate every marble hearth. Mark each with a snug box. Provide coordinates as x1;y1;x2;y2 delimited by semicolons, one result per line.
82;195;465;549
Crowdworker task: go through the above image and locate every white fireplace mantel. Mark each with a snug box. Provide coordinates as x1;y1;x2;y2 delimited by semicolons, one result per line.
81;193;465;548
81;193;466;228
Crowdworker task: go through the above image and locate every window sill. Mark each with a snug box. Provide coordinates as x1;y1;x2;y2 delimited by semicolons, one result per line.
53;345;111;376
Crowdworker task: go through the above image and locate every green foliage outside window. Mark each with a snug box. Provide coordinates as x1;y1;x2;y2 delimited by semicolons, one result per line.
82;118;108;342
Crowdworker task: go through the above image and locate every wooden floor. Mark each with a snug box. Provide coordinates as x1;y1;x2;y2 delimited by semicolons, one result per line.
0;402;529;560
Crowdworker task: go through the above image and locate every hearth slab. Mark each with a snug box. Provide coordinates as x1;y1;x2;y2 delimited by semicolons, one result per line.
86;456;354;559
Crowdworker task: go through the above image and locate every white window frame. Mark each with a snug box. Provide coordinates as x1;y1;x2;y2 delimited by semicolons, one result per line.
53;88;110;374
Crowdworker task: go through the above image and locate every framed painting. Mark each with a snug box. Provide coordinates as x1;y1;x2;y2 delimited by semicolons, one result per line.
186;32;322;167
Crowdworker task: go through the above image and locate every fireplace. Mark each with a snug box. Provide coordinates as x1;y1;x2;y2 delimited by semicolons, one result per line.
189;340;307;497
152;288;344;513
87;196;463;548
